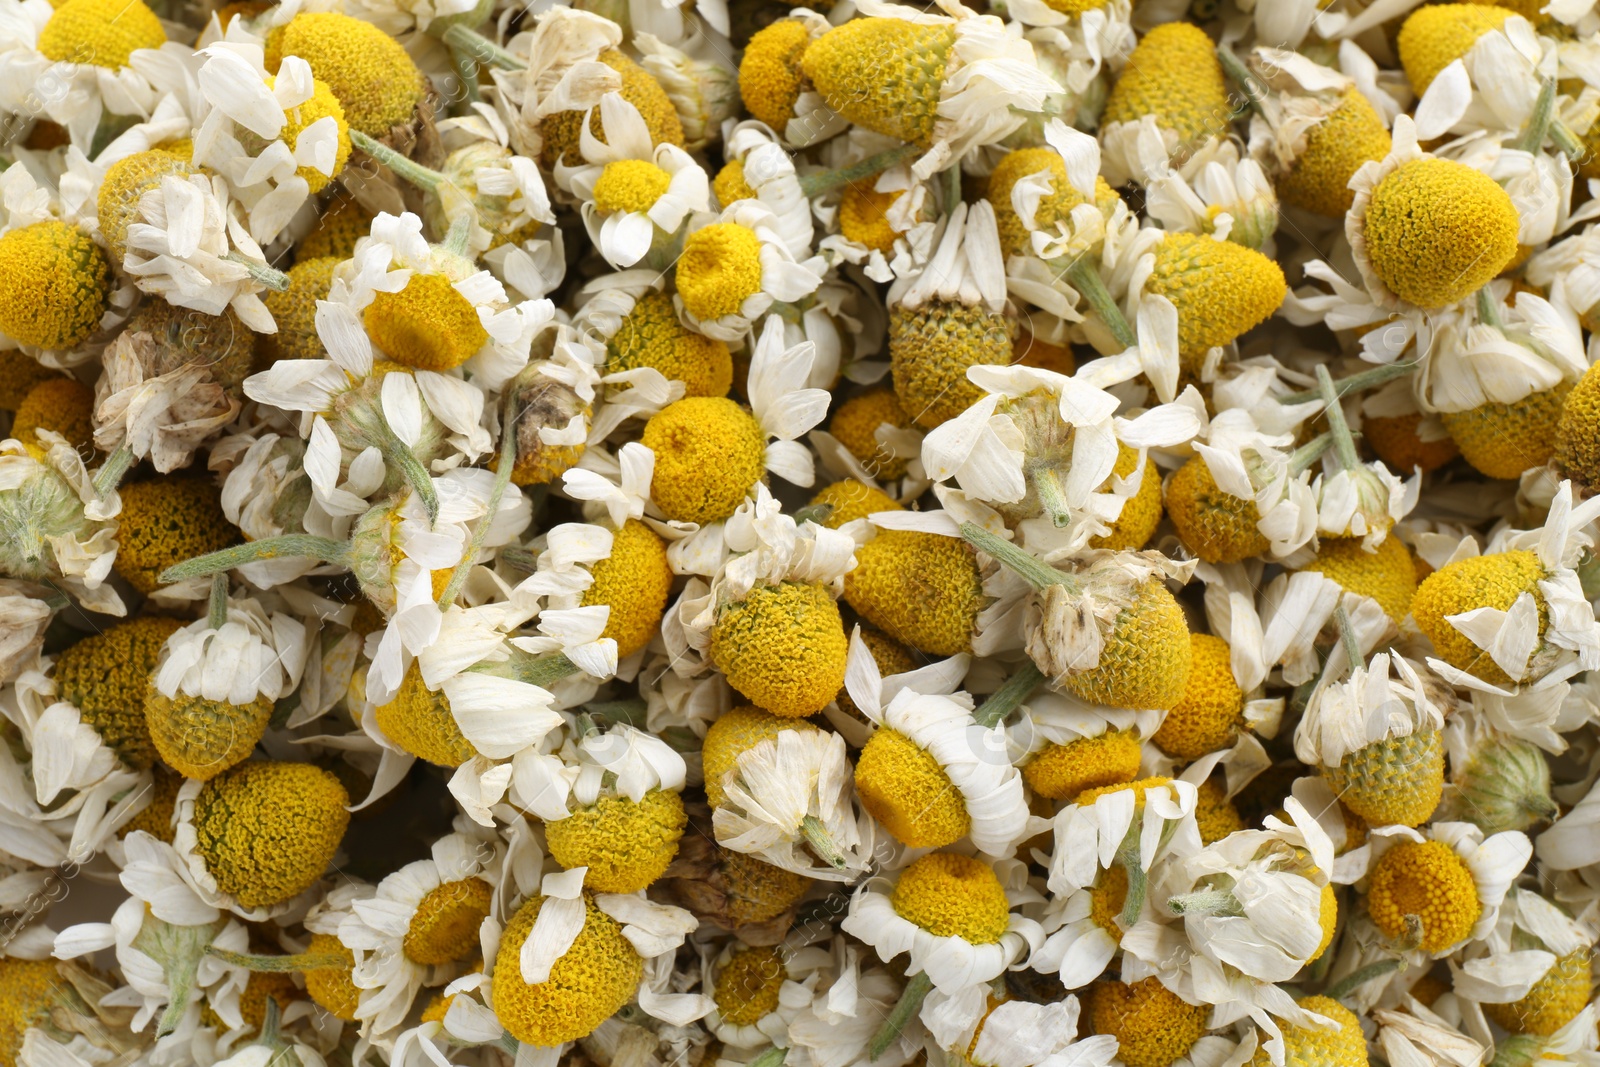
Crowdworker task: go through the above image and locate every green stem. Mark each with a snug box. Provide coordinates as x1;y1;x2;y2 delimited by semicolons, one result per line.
206;947;350;972
1065;257;1136;349
499;545;536;573
381;425;439;526
448;46;483;106
748;1049;788;1067
1216;43;1267;119
792;502;836;527
1033;466;1073;528
958;522;1073;593
1477;286;1504;329
441;212;474;258
1551;119;1587;162
439;393;519;610
438;23;525;70
1516;79;1558;155
159;535;352;585
869;972;932;1062
973;662;1044;728
799;815;847;871
93;442;134;498
223;252;289;292
1325;958;1403;1001
207;574;228;629
1278;361;1418;405
493;649;582;688
797;143;922;198
1116;823;1148;927
1335;604;1363;675
1316;365;1362;471
349;129;443;192
1287;432;1334;476
942;164;961;216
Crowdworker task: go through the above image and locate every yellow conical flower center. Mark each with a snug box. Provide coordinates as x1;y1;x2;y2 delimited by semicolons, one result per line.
1144;232;1286;366
1165;454;1269;564
1250;995;1367;1067
738;19;811;131
644;396;765;525
1364;159;1519;310
676;223;764;321
701;706;818;810
710;580;849;718
1023;730;1143;801
890;300;1014;430
801;19;955;146
1558;361;1600;487
1087;977;1209;1067
1397;3;1513;95
1194;780;1244;845
1059;581;1192;712
890;852;1011;944
1103;22;1228;161
1324;730;1445;828
1367;839;1481;954
1153;633;1243;760
545;788;686;894
403;876;493;966
855;727;971;848
828;389;911;479
191;761;350;909
606;289;732;399
843;529;983;658
593;159;673;215
303;934;360;1022
144;691;275;782
1412;549;1547;687
720;847;814;926
581;519;675;661
375;661;477;768
492;894;643;1046
1442;383;1571;481
1093;444;1163;551
37;0;165;69
713;946;786;1026
1484;950;1593;1036
712;159;757;207
839;179;904;254
1298;536;1418;624
1077;776;1174;808
365;272;489;372
1279;87;1393;218
264;11;426;137
1088;864;1129;939
0;220;112;352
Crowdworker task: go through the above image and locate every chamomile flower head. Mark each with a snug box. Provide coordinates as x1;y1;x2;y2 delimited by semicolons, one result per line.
713;121;817;259
498;326;602;487
1347;119;1520;312
1553;359;1600;491
117;477;239;596
842;852;1044;992
557;92;709;270
263;11;428;138
575;273;732;399
802;0;1061;180
1141;231;1287;374
1018;687;1157;802
174;759;351;918
1250;996;1369;1067
845;631;1030;856
422;114;557;251
1083;977;1211;1067
1363;821;1530;956
261;255;337;362
1440;715;1558;835
1152;634;1245;760
0;220;113;353
826;390;916;482
1297;536;1417;625
51;615;182;770
1099;21;1229;187
674;201;825;341
1397;3;1516;96
987;129;1120;260
1461;887;1593;1037
1486;1005;1600;1067
703;941;831;1048
0;433;122;612
642;314;830;524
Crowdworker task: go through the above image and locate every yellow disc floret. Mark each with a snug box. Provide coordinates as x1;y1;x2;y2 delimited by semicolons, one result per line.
1412;550;1546;687
98;151;196;267
1166;455;1269;563
719;848;813;926
890;852;1011;944
1251;995;1368;1067
802;19;955;146
1194;779;1245;845
275;76;350;194
190;761;350;909
0;221;112;351
829;389;912;481
262;256;338;362
37;0;164;69
1557;361;1600;487
143;690;274;781
1076;776;1174;808
890;300;1014;430
713;946;785;1026
119;764;182;842
55;616;183;771
365;272;488;372
1443;383;1570;480
1088;864;1129;938
1484;950;1592;1036
1397;4;1513;95
1144;232;1286;369
1103;23;1229;164
538;50;684;170
1088;976;1210;1067
0;353;65;410
545;788;687;894
810;479;899;529
493;893;643;1045
1363;158;1519;310
264;12;426;137
855;727;971;848
0;959;67;1066
1092;445;1163;551
839;179;903;254
1324;729;1444;828
1061;580;1192;712
1278;88;1393;218
702;706;819;809
643;396;766;524
12;377;95;455
711;581;849;718
1153;634;1243;760
1366;838;1481;954
738;20;811;132
987;147;1119;257
1023;730;1143;801
303;934;360;1022
375;661;476;767
1363;411;1460;474
844;530;983;657
1299;535;1418;623
606;290;732;399
116;478;239;594
676;223;764;322
593;159;672;216
581;519;674;660
712;159;757;207
299;196;375;260
403;877;493;966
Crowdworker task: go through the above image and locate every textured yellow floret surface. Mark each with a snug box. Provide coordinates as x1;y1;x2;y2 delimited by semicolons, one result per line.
839;180;904;255
890;852;1011;944
98;151;195;266
701;706;818;810
1324;730;1445;828
739;20;811;132
844;529;983;657
1076;775;1174;808
115;478;239;594
719;846;814;926
191;761;350;909
1088;976;1210;1067
855;727;971;848
676;223;765;322
1364;159;1519;310
1397;4;1513;95
493;894;644;1046
712;159;758;207
1278;88;1393;218
711;581;849;718
1251;995;1369;1067
1195;779;1245;845
594;159;672;216
0;221;112;351
1363;411;1460;474
581;519;674;660
538;50;684;170
119;765;182;843
0;353;65;410
607;290;732;399
1367;839;1481;953
1088;864;1129;937
55;617;183;771
643;397;766;524
802;19;955;147
988;147;1087;257
0;959;67;1066
890;301;1014;430
1093;445;1164;551
1023;730;1143;800
1153;634;1243;759
262;256;338;363
713;946;785;1026
375;661;477;767
299;196;375;261
265;12;426;137
1166;456;1270;564
1061;580;1192;712
275;76;351;194
1442;384;1570;480
546;788;687;894
144;690;274;781
1412;549;1546;687
1483;949;1592;1036
830;390;911;481
1300;535;1418;623
1145;232;1287;367
12;377;95;455
1557;361;1600;486
303;934;360;1022
403;877;493;966
1103;23;1229;160
365;272;489;372
810;479;900;529
37;0;165;69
